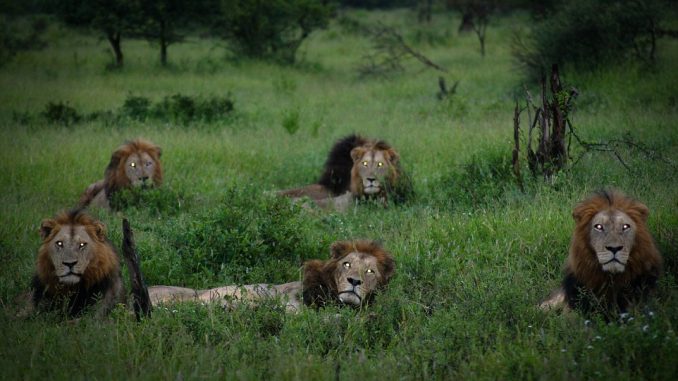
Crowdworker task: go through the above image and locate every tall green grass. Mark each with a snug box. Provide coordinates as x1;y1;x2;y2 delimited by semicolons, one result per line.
0;9;677;380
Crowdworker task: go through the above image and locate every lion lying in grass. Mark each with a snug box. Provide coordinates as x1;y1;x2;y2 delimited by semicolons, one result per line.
278;134;412;211
146;240;396;312
540;190;663;316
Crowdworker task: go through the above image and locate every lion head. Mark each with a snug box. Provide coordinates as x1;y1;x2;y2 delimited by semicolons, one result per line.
303;240;395;308
37;210;119;288
31;210;124;317
543;190;664;313
350;141;401;198
104;139;163;197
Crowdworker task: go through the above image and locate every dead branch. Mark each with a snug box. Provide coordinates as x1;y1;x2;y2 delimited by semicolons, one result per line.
122;218;152;321
512;102;524;191
359;23;447;77
437;77;460;100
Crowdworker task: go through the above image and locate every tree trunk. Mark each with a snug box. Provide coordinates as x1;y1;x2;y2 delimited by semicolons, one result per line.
107;31;123;68
160;20;168;66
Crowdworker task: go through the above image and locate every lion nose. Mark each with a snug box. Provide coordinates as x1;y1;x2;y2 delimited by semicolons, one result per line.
347;277;362;287
606;246;623;255
140;176;149;182
366;177;376;184
62;260;78;269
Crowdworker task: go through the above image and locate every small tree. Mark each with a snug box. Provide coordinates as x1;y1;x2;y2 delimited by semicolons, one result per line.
138;0;205;66
55;0;141;68
449;0;495;57
212;0;334;64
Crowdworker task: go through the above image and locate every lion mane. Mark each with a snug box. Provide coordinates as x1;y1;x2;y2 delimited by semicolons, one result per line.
302;240;395;308
79;138;163;208
279;134;411;209
542;190;663;315
29;210;124;317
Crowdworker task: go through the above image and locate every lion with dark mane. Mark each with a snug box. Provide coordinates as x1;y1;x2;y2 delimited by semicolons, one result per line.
540;190;663;316
145;240;395;312
79;139;163;209
278;134;411;211
23;210;124;318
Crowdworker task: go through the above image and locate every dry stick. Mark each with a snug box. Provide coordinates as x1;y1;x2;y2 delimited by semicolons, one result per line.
122;218;152;321
512;102;524;191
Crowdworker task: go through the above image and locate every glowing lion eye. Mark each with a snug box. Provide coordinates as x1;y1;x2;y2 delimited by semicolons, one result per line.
594;224;604;231
343;262;351;268
366;269;374;274
622;224;631;231
377;162;383;167
130;162;136;168
79;242;87;248
362;161;368;167
56;241;63;247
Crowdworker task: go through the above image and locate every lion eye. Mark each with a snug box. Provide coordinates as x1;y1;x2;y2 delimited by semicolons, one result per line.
622;224;631;231
362;161;368;167
343;262;351;268
594;224;604;231
146;161;153;167
366;269;374;274
130;162;136;168
79;242;87;249
377;162;384;167
56;241;63;247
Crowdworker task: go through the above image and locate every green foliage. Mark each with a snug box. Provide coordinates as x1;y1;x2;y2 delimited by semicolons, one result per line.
167;187;325;283
212;0;335;63
281;108;301;135
109;187;192;215
41;101;81;125
151;93;235;124
513;0;668;77
0;15;47;66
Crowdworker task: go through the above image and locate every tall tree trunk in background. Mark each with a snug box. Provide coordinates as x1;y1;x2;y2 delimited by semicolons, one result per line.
160;20;168;66
107;31;123;68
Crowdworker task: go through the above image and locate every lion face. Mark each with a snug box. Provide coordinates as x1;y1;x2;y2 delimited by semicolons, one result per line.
123;151;158;187
589;210;636;274
333;252;382;306
39;215;107;286
105;139;163;195
350;145;399;196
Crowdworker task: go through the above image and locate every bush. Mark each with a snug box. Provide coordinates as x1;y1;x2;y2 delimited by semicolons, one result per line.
152;93;234;124
513;0;667;77
169;187;326;284
41;101;81;125
121;96;152;120
109;187;192;215
212;0;335;63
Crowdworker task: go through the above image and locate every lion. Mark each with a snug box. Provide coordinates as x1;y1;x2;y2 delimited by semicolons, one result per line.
21;210;125;318
79;138;163;209
540;190;663;316
278;134;411;211
144;240;396;312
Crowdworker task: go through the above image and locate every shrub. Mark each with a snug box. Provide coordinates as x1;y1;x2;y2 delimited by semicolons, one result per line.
152;93;234;124
109;187;192;215
169;187;325;284
513;0;667;77
212;0;335;63
121;96;152;121
41;101;81;125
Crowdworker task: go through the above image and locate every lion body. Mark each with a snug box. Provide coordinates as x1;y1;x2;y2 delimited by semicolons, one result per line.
79;139;163;209
541;191;663;315
147;240;395;311
27;210;124;318
279;134;410;211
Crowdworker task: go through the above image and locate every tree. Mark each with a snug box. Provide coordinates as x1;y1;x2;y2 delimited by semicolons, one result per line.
448;0;495;57
54;0;141;68
212;0;334;64
138;0;204;66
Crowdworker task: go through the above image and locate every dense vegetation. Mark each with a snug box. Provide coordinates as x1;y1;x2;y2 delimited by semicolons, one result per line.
1;7;677;380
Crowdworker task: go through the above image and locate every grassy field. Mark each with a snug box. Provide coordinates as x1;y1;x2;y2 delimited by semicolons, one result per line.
1;8;677;380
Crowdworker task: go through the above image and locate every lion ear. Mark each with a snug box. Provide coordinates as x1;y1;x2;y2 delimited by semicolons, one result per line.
380;254;396;282
631;202;650;222
350;147;366;162
92;221;107;242
330;241;350;259
39;219;57;240
151;144;162;158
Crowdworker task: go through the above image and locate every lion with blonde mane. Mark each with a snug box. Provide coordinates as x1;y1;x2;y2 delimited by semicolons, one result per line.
79;139;163;209
540;190;663;315
146;240;395;312
279;134;411;211
22;210;124;318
